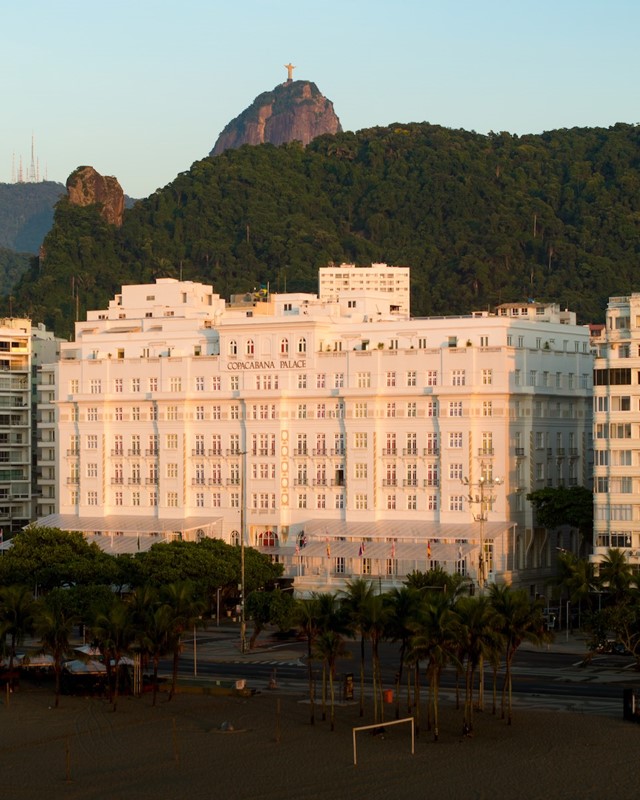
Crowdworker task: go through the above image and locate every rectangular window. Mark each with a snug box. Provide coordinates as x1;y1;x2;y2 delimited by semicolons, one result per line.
386;372;396;387
407;402;417;417
448;432;463;448
406;371;417;387
452;370;465;386
354;433;367;449
114;378;123;393
355;494;368;510
482;369;492;385
449;401;463;417
167;492;179;507
87;435;98;450
357;372;371;388
334;373;344;389
166;434;178;449
449;495;464;512
449;463;463;480
426;371;438;386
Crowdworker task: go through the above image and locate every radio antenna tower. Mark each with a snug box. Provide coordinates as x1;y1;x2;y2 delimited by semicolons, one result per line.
28;134;37;182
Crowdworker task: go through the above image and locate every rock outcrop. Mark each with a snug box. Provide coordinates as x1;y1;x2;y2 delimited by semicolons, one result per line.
66;166;125;227
211;80;342;155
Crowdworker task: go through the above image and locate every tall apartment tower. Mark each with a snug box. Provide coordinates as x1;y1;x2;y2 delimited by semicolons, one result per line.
318;263;410;316
0;319;32;535
43;276;592;598
592;294;640;568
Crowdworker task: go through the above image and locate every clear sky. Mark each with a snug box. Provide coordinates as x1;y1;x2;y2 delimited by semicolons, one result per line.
2;0;638;198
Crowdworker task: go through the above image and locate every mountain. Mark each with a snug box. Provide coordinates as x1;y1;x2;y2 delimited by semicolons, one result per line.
0;181;66;253
211;79;342;155
6;121;640;337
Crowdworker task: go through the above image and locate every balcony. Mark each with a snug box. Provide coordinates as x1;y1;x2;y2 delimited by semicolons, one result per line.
382;448;397;456
209;448;222;457
226;449;242;457
111;449;124;457
110;477;124;485
515;447;526;457
208;478;223;486
330;448;345;457
66;449;80;457
128;449;141;457
313;448;328;457
192;449;206;457
66;477;80;484
382;478;397;487
293;448;308;457
145;448;158;456
478;448;494;457
403;447;418;456
294;478;308;486
226;478;240;486
403;479;418;487
128;477;141;485
191;478;206;486
423;478;439;487
313;478;327;486
423;447;439;456
146;477;158;485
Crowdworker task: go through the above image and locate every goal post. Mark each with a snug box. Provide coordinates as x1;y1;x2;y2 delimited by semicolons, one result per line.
352;717;415;766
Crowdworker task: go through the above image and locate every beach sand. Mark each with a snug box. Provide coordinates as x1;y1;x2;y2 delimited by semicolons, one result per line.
0;686;637;800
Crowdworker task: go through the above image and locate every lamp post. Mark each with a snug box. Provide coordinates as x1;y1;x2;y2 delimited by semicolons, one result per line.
462;468;502;593
239;449;247;655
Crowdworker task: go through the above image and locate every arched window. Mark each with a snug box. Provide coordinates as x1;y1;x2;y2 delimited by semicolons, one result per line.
258;530;278;547
229;340;237;356
280;338;289;355
298;337;307;354
246;339;255;356
231;529;240;546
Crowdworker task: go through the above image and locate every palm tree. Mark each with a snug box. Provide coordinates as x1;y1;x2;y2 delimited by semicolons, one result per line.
365;593;389;724
34;593;76;708
161;581;205;700
293;594;324;725
408;592;459;741
455;595;503;735
313;628;349;731
384;585;420;719
0;585;36;674
599;548;634;602
489;583;547;725
141;603;177;706
90;595;136;711
341;577;375;717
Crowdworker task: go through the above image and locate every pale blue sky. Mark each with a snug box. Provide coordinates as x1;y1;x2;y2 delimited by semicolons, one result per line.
2;0;638;197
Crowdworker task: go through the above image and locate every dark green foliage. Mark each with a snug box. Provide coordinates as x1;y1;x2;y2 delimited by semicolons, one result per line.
7;122;640;332
0;248;31;296
527;486;594;541
0;181;65;252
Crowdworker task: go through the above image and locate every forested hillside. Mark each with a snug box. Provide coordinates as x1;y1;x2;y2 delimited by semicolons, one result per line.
7;122;640;337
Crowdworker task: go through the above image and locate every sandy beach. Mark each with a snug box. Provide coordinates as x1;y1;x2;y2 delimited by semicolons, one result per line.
1;682;637;800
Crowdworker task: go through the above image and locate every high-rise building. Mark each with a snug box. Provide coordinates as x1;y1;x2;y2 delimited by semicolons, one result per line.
39;275;593;598
592;294;640;568
0;319;32;536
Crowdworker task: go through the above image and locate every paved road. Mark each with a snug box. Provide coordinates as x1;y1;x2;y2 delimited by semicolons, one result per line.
173;625;639;718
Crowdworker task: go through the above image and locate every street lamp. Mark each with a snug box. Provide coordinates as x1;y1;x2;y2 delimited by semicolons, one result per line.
239;449;247;655
462;467;502;592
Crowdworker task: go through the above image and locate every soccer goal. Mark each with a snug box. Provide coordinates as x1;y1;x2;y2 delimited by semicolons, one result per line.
352;717;415;766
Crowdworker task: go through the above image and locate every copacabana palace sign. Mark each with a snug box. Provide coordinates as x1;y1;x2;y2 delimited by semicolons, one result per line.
227;359;307;370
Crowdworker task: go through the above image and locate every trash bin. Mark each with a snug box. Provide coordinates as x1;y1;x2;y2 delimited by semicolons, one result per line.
383;689;394;704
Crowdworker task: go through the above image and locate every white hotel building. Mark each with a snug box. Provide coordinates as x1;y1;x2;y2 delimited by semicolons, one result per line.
41;266;593;598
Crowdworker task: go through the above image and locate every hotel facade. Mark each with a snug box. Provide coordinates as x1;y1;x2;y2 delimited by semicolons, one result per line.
40;266;593;598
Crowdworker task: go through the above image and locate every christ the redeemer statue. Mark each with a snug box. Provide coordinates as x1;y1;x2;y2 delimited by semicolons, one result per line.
284;63;296;82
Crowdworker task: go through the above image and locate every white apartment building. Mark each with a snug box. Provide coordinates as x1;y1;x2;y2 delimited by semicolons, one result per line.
0;318;32;536
592;294;640;568
319;263;410;316
41;274;593;598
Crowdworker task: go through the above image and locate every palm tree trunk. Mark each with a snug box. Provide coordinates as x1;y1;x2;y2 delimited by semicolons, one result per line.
359;635;365;717
433;670;440;742
395;640;405;720
152;655;160;707
169;643;180;701
414;663;421;736
321;661;327;721
506;652;513;725
477;654;484;711
329;662;335;732
307;636;315;725
492;664;498;715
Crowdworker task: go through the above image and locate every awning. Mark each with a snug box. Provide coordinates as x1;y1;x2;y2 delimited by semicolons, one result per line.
301;519;512;542
32;513;223;535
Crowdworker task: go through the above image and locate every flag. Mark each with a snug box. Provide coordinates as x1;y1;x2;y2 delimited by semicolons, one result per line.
391;540;396;559
295;543;300;556
458;544;463;560
358;541;365;557
427;540;432;559
326;538;331;558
